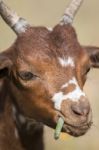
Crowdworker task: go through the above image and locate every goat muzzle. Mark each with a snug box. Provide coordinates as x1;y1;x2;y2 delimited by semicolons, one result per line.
56;97;92;137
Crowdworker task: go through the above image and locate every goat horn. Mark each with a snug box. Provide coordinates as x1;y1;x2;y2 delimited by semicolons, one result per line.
60;0;83;25
0;0;30;35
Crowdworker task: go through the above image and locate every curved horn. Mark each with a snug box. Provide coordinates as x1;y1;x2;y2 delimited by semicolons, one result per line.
60;0;84;25
0;0;30;35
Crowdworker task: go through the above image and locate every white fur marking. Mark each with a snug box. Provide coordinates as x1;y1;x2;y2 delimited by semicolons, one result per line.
58;57;75;67
12;105;17;114
19;114;26;124
61;77;76;89
52;77;85;110
12;105;17;120
14;128;19;139
52;92;64;110
47;27;53;31
62;77;82;91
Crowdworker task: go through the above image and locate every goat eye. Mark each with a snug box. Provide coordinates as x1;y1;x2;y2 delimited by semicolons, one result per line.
18;71;37;80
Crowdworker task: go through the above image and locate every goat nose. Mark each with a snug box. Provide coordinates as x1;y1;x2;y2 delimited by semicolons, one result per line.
71;100;90;116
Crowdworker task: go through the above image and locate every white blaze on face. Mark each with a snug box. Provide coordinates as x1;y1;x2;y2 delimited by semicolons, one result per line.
58;57;75;67
52;77;86;110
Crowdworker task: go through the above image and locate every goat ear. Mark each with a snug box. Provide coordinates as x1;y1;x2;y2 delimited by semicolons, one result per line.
84;46;99;68
0;54;12;78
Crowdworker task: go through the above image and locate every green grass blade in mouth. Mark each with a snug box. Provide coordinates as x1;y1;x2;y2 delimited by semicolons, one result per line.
54;117;64;140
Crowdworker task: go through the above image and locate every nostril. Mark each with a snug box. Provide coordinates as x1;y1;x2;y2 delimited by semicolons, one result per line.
71;103;89;116
71;104;83;116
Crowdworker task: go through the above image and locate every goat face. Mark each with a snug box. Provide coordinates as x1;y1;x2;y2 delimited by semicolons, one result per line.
0;0;99;138
1;24;99;137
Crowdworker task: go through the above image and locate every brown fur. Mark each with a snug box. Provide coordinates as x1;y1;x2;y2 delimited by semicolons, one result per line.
0;23;99;150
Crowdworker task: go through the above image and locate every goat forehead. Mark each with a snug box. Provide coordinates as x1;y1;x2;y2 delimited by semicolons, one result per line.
15;28;84;64
15;26;82;54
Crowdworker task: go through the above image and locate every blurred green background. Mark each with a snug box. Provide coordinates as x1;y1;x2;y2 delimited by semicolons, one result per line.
0;0;99;150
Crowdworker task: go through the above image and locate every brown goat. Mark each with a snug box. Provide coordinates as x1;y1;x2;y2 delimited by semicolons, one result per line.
0;0;99;150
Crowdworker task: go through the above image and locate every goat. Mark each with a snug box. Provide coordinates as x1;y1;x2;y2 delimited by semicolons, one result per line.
0;0;99;149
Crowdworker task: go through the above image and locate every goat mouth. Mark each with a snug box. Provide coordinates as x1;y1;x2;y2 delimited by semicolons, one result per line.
62;121;92;137
54;112;92;138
